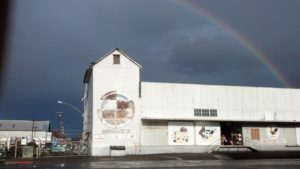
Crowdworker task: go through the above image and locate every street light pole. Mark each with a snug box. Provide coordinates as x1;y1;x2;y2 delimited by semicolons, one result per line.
57;100;83;114
58;100;88;154
57;100;85;138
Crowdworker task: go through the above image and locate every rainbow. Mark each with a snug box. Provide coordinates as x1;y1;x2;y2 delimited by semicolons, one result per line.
176;1;291;87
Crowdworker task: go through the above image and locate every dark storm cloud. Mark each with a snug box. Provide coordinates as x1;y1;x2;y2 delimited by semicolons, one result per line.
189;0;300;87
169;37;251;74
1;0;208;132
2;0;202;98
163;26;280;87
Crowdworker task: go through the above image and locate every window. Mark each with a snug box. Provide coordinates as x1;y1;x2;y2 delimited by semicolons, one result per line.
194;109;201;116
202;109;210;116
113;54;120;64
194;108;218;117
251;128;260;140
210;109;217;116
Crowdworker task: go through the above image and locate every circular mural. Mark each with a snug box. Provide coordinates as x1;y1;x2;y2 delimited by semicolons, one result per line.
97;91;135;129
266;126;280;139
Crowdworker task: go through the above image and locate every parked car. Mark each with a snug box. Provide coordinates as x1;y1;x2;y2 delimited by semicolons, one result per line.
51;144;72;155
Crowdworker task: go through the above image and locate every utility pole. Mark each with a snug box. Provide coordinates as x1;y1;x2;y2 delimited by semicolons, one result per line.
31;119;37;142
56;112;64;138
31;120;34;142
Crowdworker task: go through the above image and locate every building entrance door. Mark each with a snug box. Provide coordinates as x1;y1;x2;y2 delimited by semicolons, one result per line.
220;122;243;145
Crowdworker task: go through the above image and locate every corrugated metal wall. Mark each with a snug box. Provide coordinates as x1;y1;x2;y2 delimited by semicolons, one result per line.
141;82;300;122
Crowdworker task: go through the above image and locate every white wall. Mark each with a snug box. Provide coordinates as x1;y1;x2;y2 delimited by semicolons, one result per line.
141;120;168;146
0;131;50;145
242;123;298;151
141;82;300;122
296;127;300;145
83;73;94;134
83;74;94;155
141;121;220;146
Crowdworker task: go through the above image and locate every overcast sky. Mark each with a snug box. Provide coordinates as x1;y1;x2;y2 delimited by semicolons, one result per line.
1;0;299;136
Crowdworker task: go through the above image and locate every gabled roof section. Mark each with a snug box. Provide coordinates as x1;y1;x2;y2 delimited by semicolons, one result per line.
83;48;142;83
95;48;142;68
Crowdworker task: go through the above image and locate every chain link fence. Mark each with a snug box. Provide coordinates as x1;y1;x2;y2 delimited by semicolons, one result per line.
41;140;89;156
1;140;89;158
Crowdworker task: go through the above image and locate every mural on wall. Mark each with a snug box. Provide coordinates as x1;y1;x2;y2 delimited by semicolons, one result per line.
199;126;216;139
168;122;194;145
262;126;286;144
173;127;189;143
266;126;280;139
196;122;220;145
97;91;135;129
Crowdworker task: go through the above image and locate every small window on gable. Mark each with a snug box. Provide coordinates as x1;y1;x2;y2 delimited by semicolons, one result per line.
113;54;120;64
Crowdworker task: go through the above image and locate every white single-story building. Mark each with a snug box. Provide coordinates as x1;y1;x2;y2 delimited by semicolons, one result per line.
0;120;51;148
82;48;300;156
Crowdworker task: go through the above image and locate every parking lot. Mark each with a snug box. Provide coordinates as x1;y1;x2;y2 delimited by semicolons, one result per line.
1;151;300;168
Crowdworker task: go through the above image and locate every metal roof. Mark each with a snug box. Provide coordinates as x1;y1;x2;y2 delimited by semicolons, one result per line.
0;120;50;131
94;48;142;68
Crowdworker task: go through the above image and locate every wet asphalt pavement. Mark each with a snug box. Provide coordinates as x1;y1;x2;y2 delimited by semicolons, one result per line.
1;152;300;169
2;159;300;169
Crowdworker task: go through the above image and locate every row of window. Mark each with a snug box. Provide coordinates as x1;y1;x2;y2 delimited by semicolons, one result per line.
194;109;218;117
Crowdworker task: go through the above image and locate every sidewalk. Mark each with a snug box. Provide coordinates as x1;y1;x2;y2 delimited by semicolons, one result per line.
216;151;300;160
1;153;217;164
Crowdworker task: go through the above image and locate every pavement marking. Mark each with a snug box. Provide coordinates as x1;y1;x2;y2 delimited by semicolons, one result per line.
4;161;33;165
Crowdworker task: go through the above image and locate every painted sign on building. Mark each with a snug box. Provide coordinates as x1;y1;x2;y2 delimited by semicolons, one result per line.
262;126;286;144
196;122;220;145
97;91;135;129
168;122;194;145
266;126;280;139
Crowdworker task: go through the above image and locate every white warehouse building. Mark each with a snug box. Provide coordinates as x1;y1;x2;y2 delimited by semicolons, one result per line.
82;48;300;156
0;120;51;148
